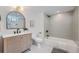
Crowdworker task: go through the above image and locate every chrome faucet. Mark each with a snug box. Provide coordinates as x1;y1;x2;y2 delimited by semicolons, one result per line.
16;28;20;34
13;28;21;34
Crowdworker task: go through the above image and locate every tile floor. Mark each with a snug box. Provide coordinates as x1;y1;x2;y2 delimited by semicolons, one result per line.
26;41;53;53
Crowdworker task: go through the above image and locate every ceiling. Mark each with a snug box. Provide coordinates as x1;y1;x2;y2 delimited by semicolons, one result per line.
0;6;75;16
24;6;75;15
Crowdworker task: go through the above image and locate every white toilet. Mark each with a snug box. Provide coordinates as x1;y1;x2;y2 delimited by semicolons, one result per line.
32;36;43;47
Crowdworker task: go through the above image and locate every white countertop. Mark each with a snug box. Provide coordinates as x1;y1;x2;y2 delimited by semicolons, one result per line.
0;31;32;38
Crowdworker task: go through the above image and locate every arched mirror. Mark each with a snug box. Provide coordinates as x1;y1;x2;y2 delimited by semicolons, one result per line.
6;11;25;29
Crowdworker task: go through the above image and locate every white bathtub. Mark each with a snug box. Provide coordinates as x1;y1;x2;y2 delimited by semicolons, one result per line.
44;37;78;53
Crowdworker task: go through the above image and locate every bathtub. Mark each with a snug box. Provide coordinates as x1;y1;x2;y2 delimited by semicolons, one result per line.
44;37;78;53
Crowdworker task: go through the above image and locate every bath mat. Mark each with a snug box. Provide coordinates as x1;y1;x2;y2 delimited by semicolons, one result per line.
51;48;68;53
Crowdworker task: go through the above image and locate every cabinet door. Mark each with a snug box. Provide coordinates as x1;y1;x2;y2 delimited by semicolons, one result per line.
26;34;32;48
4;36;21;53
4;36;17;53
21;34;28;52
14;35;21;53
21;34;32;52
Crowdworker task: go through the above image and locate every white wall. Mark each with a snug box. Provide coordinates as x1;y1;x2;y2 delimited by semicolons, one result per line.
73;7;78;41
0;6;44;39
0;6;27;35
0;6;74;40
72;7;79;52
73;7;79;49
49;12;73;39
27;13;44;38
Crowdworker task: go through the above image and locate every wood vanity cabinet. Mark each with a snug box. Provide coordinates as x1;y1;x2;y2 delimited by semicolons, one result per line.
2;33;32;53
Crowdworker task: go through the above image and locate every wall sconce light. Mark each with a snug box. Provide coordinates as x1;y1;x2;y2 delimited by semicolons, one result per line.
16;6;23;11
12;6;24;11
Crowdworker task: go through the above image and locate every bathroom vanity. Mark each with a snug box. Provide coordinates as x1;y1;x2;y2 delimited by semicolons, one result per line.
0;32;32;53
